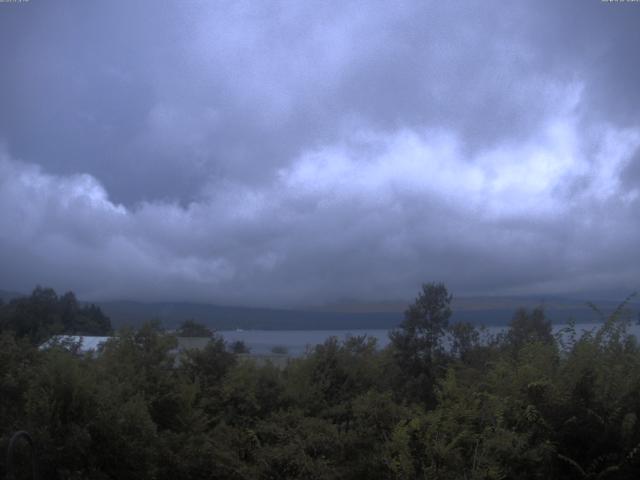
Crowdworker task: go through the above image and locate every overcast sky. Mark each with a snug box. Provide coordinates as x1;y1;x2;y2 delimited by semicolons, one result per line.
0;0;639;306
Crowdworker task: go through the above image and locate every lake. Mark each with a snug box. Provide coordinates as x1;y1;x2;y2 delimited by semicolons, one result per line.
218;322;640;356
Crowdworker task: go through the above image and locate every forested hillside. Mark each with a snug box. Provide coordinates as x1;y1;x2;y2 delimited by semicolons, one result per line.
1;284;640;479
95;297;639;330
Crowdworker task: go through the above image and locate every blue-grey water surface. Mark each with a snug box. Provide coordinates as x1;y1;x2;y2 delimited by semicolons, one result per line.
218;322;640;356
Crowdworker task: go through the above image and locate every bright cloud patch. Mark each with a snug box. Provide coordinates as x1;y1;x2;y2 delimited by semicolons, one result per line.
0;96;638;305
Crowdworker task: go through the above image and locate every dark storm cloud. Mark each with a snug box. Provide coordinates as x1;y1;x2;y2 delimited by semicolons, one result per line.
0;0;639;305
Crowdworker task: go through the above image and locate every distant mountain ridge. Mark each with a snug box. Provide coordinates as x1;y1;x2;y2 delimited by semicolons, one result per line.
96;300;402;330
96;296;639;331
2;287;636;330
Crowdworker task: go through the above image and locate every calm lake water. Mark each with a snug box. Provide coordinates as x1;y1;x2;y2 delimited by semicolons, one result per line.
219;322;640;356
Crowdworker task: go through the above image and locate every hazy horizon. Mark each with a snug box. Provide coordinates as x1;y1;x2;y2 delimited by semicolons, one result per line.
3;286;637;315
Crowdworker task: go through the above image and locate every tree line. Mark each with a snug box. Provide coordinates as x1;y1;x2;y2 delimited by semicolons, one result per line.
0;287;112;343
1;284;639;479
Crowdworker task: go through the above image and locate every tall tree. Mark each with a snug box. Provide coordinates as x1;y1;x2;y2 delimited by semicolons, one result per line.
389;282;453;406
175;319;213;338
504;306;553;352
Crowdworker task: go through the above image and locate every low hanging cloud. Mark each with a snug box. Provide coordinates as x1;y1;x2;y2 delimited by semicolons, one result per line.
0;1;639;305
0;89;638;305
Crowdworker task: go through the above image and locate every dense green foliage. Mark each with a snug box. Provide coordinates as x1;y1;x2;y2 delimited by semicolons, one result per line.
1;284;640;479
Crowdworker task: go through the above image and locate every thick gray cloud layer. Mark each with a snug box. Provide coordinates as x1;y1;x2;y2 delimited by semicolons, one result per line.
0;0;639;305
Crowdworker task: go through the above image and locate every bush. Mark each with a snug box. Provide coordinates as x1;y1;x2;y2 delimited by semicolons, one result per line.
271;345;288;355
